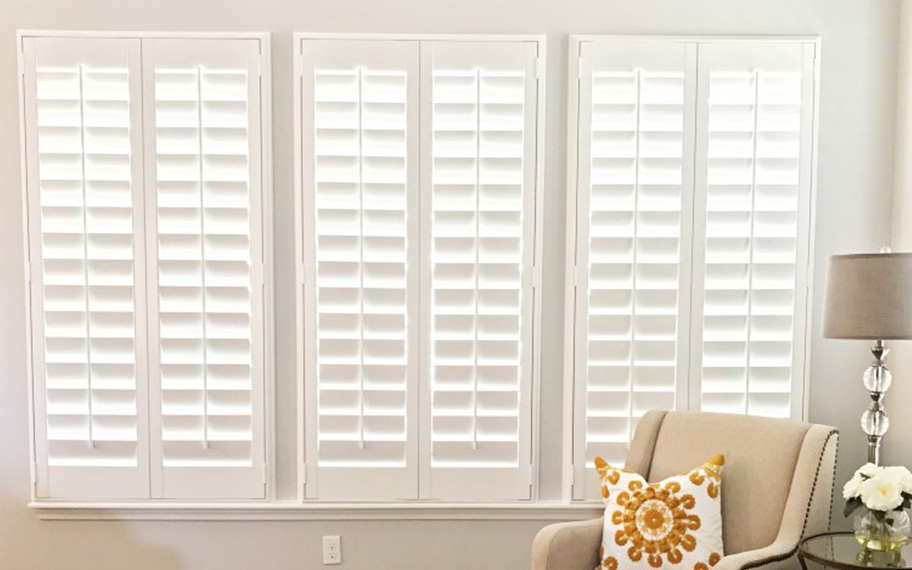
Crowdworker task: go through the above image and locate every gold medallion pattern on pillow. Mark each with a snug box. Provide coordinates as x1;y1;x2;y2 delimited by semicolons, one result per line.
595;454;725;570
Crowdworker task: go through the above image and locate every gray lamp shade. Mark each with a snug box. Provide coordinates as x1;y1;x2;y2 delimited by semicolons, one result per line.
823;253;912;340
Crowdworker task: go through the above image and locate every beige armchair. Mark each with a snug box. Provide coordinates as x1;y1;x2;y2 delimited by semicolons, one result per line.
533;411;839;570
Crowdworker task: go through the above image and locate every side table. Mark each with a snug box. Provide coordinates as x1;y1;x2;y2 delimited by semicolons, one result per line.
799;532;912;570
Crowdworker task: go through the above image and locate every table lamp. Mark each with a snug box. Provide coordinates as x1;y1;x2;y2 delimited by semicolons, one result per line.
823;251;912;464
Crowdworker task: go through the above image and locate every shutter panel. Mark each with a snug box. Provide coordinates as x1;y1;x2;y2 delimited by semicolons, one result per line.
691;42;815;420
299;40;420;500
22;37;149;499
420;41;538;500
571;40;696;500
143;38;266;499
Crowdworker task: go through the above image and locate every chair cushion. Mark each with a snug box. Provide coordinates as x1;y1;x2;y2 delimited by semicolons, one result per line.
647;411;810;555
595;454;725;570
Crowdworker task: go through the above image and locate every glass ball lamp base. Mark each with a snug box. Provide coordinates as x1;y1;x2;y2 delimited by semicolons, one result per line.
861;340;891;465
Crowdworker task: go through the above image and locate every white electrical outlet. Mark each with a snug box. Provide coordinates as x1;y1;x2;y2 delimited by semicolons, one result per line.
323;535;341;565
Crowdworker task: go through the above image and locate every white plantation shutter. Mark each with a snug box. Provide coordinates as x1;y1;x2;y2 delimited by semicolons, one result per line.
296;36;542;502
298;40;420;500
690;42;815;420
142;39;266;499
22;33;270;502
570;40;696;500
420;41;538;500
22;37;149;499
568;37;816;499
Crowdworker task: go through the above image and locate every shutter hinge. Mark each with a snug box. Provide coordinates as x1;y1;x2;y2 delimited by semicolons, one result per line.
300;463;307;498
296;262;305;288
578;56;583;82
574;265;583;288
261;463;268;485
32;462;40;496
294;55;303;79
564;462;575;492
535;57;544;81
18;43;25;76
256;262;266;287
24;261;31;284
532;264;541;290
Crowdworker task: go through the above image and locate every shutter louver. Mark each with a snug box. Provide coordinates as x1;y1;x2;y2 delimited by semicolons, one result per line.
299;40;420;499
692;42;815;420
22;37;149;499
420;41;537;500
143;39;266;499
571;41;696;500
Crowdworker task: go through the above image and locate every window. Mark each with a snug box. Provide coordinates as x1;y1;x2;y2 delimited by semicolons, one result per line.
19;31;814;511
565;37;817;500
20;33;271;500
295;35;544;501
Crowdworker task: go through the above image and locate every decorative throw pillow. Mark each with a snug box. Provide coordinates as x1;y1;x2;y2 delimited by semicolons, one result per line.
594;454;725;570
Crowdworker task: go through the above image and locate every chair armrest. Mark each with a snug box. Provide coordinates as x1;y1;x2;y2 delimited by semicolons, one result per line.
715;426;839;570
531;517;603;570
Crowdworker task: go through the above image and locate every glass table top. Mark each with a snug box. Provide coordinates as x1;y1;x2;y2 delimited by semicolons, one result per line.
801;533;912;569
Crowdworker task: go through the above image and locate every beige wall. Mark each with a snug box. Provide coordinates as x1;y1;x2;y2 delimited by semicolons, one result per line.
0;0;903;568
889;0;912;481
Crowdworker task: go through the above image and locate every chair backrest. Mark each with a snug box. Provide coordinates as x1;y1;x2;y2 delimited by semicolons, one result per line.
624;410;812;556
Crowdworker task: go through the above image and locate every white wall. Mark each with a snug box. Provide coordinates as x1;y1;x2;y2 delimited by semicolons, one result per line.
0;0;902;568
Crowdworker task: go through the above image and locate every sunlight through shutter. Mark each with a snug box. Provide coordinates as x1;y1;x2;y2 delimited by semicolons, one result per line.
299;40;420;500
571;40;696;500
420;41;538;500
568;38;815;500
143;38;266;499
23;37;149;499
691;42;815;421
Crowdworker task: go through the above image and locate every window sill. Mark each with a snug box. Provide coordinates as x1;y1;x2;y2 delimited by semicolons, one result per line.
29;500;604;521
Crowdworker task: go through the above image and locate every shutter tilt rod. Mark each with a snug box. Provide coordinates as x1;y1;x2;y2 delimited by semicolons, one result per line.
197;65;210;450
628;68;641;443
744;69;761;413
78;64;96;449
472;68;482;451
357;66;366;451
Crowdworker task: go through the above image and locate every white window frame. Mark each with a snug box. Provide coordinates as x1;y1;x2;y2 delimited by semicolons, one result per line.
293;33;547;503
17;30;275;504
562;35;820;501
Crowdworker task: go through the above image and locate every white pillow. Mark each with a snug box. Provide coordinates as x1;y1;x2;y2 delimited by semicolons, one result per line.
595;454;725;570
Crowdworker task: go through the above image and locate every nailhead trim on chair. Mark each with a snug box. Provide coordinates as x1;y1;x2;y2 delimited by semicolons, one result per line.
739;429;839;570
827;432;840;531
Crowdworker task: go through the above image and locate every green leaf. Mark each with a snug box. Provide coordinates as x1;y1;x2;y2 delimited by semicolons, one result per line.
844;497;863;518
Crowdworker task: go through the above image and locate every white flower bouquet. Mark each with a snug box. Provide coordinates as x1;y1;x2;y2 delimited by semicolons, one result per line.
844;463;912;514
844;463;912;551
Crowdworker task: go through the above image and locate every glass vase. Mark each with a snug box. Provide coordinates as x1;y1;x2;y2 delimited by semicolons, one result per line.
854;508;911;551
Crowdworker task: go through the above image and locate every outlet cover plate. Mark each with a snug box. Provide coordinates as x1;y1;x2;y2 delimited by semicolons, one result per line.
323;535;341;565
